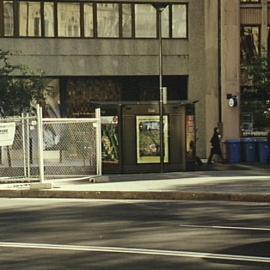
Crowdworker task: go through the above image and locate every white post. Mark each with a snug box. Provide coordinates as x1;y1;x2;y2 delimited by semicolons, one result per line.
26;113;31;178
22;113;27;178
37;104;45;183
95;108;102;176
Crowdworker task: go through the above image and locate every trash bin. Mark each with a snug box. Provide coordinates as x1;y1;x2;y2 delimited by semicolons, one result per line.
257;139;270;164
226;140;241;163
241;138;257;162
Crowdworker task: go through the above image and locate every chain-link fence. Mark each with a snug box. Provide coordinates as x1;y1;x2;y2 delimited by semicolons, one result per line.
0;106;102;182
0;115;39;181
42;119;99;178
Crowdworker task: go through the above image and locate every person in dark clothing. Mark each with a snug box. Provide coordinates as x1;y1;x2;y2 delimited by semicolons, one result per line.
207;127;224;164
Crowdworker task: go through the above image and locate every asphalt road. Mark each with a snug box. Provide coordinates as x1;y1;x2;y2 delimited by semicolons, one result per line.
0;198;269;269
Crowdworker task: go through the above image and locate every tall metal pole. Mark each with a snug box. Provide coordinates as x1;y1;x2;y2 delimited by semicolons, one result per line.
157;8;164;173
152;3;168;173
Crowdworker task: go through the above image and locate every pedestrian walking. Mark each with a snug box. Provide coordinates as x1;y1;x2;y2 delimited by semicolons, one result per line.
207;127;224;164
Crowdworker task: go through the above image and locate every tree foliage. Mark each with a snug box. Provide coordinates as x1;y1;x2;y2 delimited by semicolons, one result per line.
242;53;270;99
0;49;46;117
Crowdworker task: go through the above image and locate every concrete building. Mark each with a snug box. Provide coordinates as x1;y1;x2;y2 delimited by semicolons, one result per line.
0;0;269;170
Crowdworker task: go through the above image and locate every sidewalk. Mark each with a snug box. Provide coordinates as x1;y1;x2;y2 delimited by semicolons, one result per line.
0;163;269;202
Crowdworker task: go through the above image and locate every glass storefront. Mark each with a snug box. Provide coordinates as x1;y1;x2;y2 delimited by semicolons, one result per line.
60;76;187;117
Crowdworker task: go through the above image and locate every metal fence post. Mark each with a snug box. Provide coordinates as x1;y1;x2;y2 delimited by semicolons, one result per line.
95;108;102;176
22;113;27;178
37;104;45;183
26;113;31;178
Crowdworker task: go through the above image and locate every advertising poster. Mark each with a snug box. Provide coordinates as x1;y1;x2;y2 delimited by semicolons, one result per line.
136;115;169;164
101;116;119;163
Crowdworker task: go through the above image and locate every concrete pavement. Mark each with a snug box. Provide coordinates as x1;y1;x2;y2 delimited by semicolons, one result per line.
0;163;269;202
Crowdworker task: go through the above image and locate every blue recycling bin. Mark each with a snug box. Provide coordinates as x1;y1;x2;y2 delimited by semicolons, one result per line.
241;138;257;162
258;140;270;164
226;140;241;163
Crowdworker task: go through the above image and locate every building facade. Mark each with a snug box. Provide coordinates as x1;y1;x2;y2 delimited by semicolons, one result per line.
0;0;269;164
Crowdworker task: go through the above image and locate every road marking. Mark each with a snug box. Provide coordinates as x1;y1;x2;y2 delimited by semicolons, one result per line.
0;242;269;263
179;224;270;232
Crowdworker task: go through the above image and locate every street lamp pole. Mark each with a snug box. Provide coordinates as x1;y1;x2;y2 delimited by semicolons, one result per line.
152;3;168;173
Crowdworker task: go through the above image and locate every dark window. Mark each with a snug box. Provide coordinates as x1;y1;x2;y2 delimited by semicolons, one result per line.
240;86;270;136
240;25;260;62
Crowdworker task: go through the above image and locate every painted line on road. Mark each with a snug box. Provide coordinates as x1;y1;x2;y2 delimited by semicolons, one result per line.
0;242;269;263
179;224;270;232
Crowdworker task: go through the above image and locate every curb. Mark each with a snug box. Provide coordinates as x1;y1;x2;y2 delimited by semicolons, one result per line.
0;190;269;202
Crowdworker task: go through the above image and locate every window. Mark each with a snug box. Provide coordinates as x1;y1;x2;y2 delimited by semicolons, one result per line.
58;3;80;37
162;5;169;38
84;3;93;37
0;1;188;39
97;4;119;38
240;26;268;136
240;26;260;62
267;26;270;57
240;87;269;136
122;4;132;38
172;5;187;38
19;2;41;36
44;2;54;37
4;1;14;36
135;4;156;38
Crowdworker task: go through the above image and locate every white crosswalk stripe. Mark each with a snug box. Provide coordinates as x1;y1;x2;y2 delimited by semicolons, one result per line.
0;242;269;263
179;224;270;231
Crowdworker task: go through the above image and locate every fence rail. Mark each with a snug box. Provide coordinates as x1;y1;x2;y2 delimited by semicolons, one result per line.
0;105;102;183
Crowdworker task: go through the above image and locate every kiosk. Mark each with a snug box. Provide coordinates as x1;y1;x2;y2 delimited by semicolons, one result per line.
96;101;196;173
